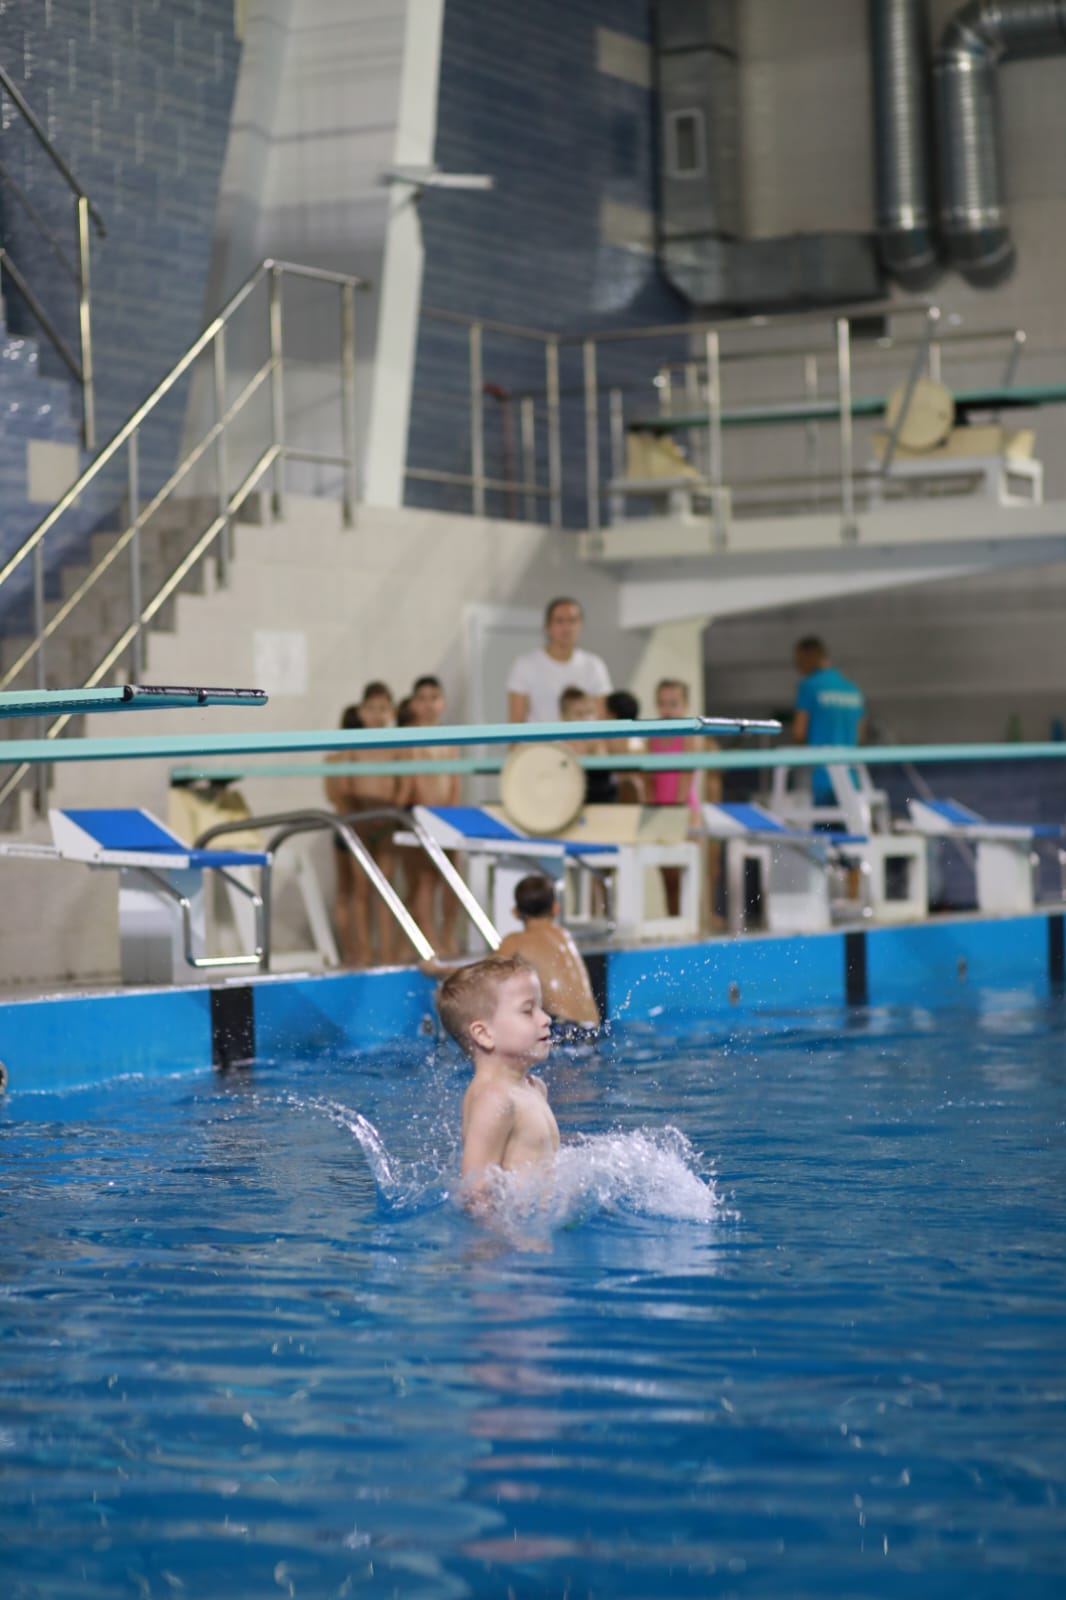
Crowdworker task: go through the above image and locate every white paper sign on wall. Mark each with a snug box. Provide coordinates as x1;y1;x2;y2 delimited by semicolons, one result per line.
253;630;308;697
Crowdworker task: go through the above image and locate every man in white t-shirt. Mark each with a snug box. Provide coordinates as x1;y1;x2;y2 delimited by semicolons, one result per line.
507;597;612;724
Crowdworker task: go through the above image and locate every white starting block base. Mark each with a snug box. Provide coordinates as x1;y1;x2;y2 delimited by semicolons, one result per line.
909;800;1041;916
724;838;831;935
565;842;702;941
974;839;1037;914
852;834;928;924
118;866;208;985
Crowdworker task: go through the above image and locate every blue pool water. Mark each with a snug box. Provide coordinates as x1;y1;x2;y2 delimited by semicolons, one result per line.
2;1002;1065;1598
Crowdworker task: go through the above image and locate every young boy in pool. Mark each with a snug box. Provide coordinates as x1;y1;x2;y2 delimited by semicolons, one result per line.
422;873;599;1032
437;956;560;1208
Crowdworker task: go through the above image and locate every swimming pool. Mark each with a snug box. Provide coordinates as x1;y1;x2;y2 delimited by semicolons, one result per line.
3;1001;1065;1598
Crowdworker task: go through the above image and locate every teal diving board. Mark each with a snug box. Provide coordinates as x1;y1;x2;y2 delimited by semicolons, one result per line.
163;740;1066;787
0;684;267;721
629;382;1066;434
0;715;781;768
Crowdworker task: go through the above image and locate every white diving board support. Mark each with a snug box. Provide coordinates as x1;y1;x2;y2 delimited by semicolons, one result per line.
0;684;267;720
0;808;270;984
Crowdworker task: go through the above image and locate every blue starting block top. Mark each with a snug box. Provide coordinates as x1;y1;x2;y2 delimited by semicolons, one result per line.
0;684;267;721
62;808;267;868
428;806;617;856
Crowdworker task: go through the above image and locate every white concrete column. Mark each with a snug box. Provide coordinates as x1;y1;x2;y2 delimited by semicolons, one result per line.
363;0;446;508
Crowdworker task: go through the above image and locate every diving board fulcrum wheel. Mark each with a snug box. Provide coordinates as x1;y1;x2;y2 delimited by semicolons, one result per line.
500;743;585;835
883;376;954;452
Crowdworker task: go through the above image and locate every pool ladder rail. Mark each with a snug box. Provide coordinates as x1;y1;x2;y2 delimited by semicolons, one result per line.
195;806;503;968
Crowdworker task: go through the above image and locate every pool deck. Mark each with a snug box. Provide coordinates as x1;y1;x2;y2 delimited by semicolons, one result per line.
0;907;1062;1096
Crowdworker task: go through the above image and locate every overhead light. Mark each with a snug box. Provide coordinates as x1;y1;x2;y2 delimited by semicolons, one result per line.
380;165;495;191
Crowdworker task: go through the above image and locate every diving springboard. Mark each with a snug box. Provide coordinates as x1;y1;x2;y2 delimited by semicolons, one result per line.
0;715;782;767
629;382;1066;434
0;684;267;720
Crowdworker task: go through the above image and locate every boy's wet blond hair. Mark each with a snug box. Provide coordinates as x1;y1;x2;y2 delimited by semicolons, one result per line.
437;956;534;1058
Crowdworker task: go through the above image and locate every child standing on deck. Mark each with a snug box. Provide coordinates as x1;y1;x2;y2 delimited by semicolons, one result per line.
324;683;401;967
398;675;463;956
648;679;722;922
436;956;559;1210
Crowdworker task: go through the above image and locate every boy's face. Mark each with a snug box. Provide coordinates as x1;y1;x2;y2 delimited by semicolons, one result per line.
412;683;445;725
561;694;595;722
472;970;552;1067
359;693;393;729
656;684;688;719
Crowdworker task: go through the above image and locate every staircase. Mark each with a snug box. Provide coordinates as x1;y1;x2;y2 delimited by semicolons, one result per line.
0;302;85;614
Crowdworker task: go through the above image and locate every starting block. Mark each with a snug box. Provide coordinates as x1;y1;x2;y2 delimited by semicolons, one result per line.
907;798;1062;914
0;808;270;984
405;804;702;943
703;800;928;929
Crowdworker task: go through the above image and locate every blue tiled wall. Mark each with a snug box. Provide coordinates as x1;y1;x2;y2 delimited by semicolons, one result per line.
0;0;240;634
407;0;687;526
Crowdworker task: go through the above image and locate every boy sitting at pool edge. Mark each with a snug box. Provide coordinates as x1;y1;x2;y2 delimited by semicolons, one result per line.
422;872;600;1031
437;956;560;1210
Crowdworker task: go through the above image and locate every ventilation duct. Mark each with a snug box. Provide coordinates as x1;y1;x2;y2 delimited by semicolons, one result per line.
934;0;1066;285
869;0;939;288
655;0;883;310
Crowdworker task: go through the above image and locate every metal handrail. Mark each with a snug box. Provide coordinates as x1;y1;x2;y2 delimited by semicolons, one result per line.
0;62;105;447
0;256;366;816
193;806;503;963
406;297;957;534
0;247;82;377
0;64;107;231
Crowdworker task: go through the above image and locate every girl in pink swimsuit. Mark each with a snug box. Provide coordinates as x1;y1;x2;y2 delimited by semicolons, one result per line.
651;680;722;921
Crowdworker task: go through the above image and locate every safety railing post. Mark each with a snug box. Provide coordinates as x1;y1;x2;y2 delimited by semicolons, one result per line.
546;336;562;530
340;280;358;527
608;385;625;526
76;195;95;451
268;264;285;517
881;306;940;476
804;353;821;506
583;338;600;529
705;328;725;546
32;536;48;812
212;326;230;584
127;430;143;679
1001;328;1025;389
469;322;485;517
835;316;857;540
519;395;537;522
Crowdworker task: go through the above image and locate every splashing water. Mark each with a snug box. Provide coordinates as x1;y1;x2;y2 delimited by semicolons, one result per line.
299;1094;458;1216
477;1126;722;1240
276;1094;722;1237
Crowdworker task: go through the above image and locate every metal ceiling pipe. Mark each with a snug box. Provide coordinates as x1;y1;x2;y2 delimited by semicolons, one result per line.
934;0;1066;285
869;0;940;288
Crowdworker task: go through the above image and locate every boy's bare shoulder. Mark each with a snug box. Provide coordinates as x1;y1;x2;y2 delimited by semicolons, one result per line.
529;1075;548;1100
464;1073;516;1117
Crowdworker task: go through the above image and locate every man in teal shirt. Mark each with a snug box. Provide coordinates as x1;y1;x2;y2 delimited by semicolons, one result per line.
792;636;866;806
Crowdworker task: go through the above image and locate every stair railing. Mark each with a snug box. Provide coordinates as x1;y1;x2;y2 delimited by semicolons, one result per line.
0;62;106;449
0;257;365;815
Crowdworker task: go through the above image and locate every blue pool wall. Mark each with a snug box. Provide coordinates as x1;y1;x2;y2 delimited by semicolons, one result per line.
1;912;1062;1095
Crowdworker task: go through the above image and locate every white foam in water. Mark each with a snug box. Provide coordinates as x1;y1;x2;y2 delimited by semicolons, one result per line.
477;1126;722;1236
281;1094;721;1234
